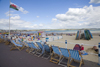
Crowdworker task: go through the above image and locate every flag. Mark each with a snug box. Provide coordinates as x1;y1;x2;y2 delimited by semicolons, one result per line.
10;2;19;11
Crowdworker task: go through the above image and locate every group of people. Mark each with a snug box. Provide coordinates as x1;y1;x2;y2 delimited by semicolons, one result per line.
73;43;99;54
73;44;84;51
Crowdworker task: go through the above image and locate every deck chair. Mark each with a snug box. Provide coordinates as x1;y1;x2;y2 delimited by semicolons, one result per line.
18;40;27;49
10;40;24;51
42;44;51;59
50;46;61;64
35;42;44;57
67;49;84;67
58;48;70;67
0;35;4;43
4;37;11;45
25;42;33;53
29;42;40;54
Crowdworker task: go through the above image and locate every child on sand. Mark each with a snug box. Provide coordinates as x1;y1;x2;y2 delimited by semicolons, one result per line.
81;45;84;51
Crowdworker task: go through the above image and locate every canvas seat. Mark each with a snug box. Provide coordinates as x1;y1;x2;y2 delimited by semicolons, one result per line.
58;48;70;67
67;49;84;67
42;44;51;59
50;46;61;64
25;42;33;53
29;42;40;54
35;42;44;57
10;40;24;51
0;35;4;43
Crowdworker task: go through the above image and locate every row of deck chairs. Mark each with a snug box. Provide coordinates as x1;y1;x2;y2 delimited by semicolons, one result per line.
0;35;84;67
10;40;51;59
25;41;51;59
0;35;11;45
50;46;84;67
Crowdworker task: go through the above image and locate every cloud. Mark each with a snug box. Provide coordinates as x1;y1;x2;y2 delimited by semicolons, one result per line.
52;18;57;22
19;7;29;14
0;18;45;30
37;16;40;18
11;15;20;20
1;5;100;30
89;0;100;4
0;12;44;30
5;11;19;17
39;24;43;27
51;5;100;29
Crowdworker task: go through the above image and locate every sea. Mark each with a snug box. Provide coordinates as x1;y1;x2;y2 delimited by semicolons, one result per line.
22;30;100;34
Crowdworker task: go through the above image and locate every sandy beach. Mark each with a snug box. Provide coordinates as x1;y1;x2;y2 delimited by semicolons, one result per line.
45;34;100;63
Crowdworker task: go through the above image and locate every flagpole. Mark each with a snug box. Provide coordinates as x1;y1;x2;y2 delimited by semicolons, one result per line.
9;0;11;39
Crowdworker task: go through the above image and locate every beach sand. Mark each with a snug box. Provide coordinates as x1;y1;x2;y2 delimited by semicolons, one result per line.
45;34;100;63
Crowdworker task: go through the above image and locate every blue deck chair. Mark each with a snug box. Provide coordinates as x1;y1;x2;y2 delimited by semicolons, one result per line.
42;44;51;59
67;49;84;67
50;46;61;64
0;35;4;43
58;48;70;67
29;42;40;54
25;42;33;53
36;42;43;50
35;42;44;57
5;38;11;45
18;40;27;47
23;41;28;47
10;40;24;51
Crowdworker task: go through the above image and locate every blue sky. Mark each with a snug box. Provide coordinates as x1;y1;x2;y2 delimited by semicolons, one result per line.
0;0;100;30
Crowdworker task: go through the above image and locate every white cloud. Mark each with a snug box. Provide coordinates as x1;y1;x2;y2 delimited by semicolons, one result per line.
0;18;45;30
52;18;57;22
19;7;28;14
5;11;19;17
89;0;100;4
50;5;100;29
37;16;40;18
0;13;44;30
1;5;100;30
11;15;20;20
39;24;43;27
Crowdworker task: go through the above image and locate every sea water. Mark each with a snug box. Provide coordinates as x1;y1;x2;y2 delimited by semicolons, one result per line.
22;30;100;34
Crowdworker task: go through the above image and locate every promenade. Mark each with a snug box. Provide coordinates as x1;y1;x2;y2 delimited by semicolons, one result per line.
0;43;99;67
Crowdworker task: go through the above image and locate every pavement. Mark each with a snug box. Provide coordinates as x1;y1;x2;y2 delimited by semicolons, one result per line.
0;43;100;67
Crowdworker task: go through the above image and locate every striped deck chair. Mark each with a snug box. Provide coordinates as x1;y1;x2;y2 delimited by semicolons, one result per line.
29;42;40;54
10;40;24;51
35;42;44;57
58;48;70;67
3;37;11;45
0;35;4;43
18;40;27;49
50;46;61;64
42;44;51;59
25;42;33;53
67;49;84;67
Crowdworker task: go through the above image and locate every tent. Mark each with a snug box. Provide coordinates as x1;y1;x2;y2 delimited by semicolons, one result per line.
76;29;93;40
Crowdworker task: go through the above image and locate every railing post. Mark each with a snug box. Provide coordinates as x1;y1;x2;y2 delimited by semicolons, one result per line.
98;43;100;65
65;40;67;48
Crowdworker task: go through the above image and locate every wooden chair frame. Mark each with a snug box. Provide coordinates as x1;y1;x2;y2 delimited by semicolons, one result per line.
67;50;84;67
50;46;61;64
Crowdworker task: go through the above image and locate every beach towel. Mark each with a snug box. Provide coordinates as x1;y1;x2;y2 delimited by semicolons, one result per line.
81;51;88;55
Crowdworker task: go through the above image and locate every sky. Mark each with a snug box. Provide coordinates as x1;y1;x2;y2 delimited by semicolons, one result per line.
0;0;100;30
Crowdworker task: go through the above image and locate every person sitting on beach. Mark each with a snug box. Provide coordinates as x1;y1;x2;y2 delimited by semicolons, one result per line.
81;45;84;51
92;46;98;53
73;44;81;51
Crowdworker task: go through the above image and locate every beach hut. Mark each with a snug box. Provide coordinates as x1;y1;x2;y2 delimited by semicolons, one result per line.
76;29;93;40
38;31;46;38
